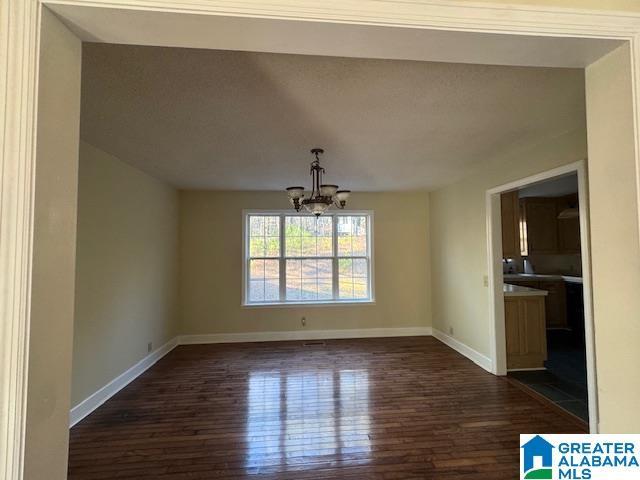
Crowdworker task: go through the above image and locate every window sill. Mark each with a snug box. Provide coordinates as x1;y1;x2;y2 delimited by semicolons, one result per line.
241;299;376;309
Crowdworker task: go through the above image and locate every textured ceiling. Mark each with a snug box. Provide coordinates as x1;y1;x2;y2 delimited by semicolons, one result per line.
80;44;586;191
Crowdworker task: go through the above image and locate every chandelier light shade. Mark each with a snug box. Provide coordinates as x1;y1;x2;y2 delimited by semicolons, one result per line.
286;148;351;216
286;186;305;200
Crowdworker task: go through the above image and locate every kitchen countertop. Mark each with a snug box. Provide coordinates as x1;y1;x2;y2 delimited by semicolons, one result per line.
503;273;583;284
503;283;549;297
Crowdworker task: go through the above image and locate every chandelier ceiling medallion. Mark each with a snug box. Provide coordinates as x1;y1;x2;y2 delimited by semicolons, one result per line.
286;148;351;216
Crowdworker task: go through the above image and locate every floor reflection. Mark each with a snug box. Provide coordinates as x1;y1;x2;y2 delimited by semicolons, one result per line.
246;372;282;471
246;369;370;473
339;370;371;456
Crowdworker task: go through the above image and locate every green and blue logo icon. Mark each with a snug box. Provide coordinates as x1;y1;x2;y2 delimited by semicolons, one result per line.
521;435;554;479
521;433;640;479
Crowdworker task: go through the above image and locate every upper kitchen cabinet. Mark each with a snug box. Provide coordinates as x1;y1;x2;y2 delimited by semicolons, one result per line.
556;193;581;254
521;197;559;254
502;192;581;257
501;191;521;258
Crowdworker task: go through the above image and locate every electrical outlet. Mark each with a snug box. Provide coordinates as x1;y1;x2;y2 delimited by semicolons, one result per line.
147;342;153;353
301;316;306;327
483;275;489;287
449;326;454;336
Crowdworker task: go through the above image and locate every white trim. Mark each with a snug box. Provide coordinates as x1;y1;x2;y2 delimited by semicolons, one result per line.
431;328;493;373
486;162;586;196
242;210;375;306
576;160;599;435
0;1;41;478
631;34;640;254
485;160;599;433
179;327;432;344
68;337;179;427
6;0;640;473
486;191;507;376
508;367;547;372
42;0;640;36
68;327;431;426
241;299;376;308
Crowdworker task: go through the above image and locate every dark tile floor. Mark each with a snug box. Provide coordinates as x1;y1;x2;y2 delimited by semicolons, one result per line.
508;330;589;422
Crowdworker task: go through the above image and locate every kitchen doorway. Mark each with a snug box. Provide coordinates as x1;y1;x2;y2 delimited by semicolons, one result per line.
486;161;597;432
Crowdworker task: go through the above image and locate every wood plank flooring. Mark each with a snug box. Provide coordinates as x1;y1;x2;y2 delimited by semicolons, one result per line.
68;336;585;479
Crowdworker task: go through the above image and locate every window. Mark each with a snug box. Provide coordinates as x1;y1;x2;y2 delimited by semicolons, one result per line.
244;212;374;305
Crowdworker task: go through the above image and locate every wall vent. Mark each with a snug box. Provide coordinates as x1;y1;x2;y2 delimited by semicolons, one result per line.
302;341;326;347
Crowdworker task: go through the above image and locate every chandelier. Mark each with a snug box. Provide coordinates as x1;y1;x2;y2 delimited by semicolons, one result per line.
286;148;351;216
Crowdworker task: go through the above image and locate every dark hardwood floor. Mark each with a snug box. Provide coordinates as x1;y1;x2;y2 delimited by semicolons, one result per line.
68;336;584;479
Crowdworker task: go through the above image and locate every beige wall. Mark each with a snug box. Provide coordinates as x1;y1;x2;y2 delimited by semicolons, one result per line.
71;141;179;406
585;44;640;433
429;128;587;356
430;43;640;433
25;9;81;479
461;0;640;11
15;2;640;477
179;191;431;334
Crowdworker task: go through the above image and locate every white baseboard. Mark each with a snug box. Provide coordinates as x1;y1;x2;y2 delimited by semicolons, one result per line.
431;328;493;373
69;337;179;427
69;326;434;427
179;326;432;344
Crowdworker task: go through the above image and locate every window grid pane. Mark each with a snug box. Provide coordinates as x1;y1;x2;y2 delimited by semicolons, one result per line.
285;216;333;258
337;216;368;257
248;259;280;302
338;257;369;300
249;215;280;258
247;213;370;304
286;259;333;301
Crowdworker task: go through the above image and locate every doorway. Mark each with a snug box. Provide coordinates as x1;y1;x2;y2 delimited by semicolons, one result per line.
486;161;597;432
6;1;640;476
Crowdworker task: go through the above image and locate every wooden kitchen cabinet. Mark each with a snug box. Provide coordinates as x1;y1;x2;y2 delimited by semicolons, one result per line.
541;280;567;329
521;198;558;254
519;194;581;255
505;296;547;370
501;191;521;259
508;279;567;329
557;193;581;254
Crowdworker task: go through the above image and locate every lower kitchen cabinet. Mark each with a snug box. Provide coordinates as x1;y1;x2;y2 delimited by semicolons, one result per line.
505;296;547;370
566;282;585;346
543;280;567;329
507;279;567;329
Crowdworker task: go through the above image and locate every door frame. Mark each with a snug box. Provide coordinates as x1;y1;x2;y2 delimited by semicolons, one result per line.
486;160;597;432
3;0;640;476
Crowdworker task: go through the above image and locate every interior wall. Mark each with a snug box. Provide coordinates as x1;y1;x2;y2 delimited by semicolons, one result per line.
461;0;640;11
179;190;431;335
71;141;179;407
429;128;587;357
585;43;640;433
25;8;81;479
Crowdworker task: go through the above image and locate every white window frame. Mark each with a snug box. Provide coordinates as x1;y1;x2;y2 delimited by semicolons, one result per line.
242;210;375;307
